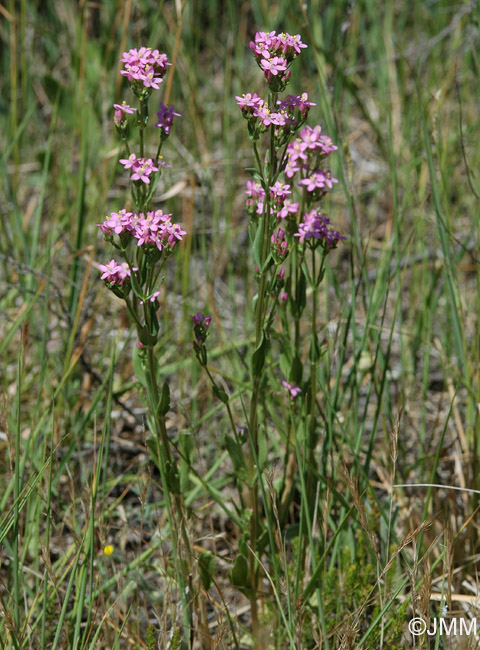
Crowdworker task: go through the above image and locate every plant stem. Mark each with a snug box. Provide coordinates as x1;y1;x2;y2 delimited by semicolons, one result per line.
143;345;194;643
246;90;278;645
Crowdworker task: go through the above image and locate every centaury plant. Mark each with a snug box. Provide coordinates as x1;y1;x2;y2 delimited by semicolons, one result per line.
194;30;346;647
97;46;199;644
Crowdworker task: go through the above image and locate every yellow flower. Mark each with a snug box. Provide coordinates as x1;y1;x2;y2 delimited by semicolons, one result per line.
103;544;114;557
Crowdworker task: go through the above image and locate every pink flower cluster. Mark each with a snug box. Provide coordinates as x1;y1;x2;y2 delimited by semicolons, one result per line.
98;260;132;285
98;209;186;252
120;47;170;90
245;180;299;221
236;92;315;131
285;125;338;180
249;31;307;88
119;153;159;184
294;209;345;248
250;31;307;63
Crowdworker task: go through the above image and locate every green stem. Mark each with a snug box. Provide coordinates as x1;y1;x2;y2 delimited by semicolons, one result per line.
143;345;193;642
247;91;278;644
139;98;145;158
307;248;318;500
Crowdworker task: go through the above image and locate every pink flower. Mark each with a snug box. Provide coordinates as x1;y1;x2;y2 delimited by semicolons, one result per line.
129;158;159;184
318;135;338;156
253;105;286;128
140;290;160;305
277;199;299;220
282;380;301;398
300;171;337;193
270;182;291;201
119;153;137;170
98;260;119;282
299;125;323;150
142;65;163;89
98;259;132;285
235;93;264;115
260;56;287;76
113;101;137;125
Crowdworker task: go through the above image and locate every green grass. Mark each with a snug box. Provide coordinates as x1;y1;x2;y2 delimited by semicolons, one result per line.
1;1;480;648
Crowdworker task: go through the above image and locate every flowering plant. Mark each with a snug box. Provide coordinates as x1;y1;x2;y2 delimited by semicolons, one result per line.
97;45;198;641
193;29;346;643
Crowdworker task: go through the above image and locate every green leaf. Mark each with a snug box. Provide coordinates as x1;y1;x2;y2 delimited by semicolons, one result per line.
279;351;291;379
212;385;229;404
300;260;314;287
145;436;161;473
257;426;267;470
291;269;306;318
252;221;264;269
158;381;170;416
229;553;251;594
244;166;264;184
132;344;148;389
150;305;160;337
179;431;195;492
291;355;303;384
198;551;216;591
261;252;274;273
251;331;269;376
225;434;248;481
129;268;144;300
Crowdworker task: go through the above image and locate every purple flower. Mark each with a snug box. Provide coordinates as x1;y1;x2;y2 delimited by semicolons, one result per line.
193;312;212;328
294;210;346;247
154;103;181;135
192;312;212;349
277;93;316;117
282;380;301;399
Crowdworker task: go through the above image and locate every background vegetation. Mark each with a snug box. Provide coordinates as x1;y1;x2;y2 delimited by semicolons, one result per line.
1;0;479;648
